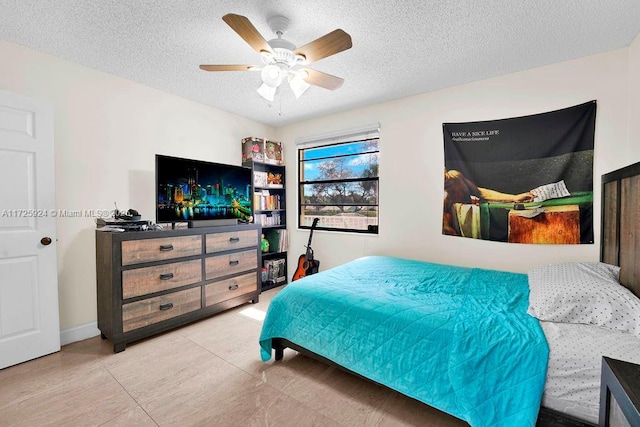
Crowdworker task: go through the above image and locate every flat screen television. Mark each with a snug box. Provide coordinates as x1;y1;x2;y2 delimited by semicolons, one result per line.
155;154;253;226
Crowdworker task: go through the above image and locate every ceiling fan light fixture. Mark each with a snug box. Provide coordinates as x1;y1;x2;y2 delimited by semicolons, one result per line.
257;83;277;102
289;70;311;98
261;64;283;87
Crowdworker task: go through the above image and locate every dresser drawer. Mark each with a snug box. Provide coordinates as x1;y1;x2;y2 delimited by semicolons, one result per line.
205;273;258;307
122;287;201;333
205;249;257;280
122;259;202;299
121;235;202;266
205;229;257;254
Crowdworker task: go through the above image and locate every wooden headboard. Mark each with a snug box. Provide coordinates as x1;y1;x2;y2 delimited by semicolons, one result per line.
601;161;640;297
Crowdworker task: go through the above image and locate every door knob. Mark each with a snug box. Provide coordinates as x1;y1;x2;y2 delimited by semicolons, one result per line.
41;237;52;246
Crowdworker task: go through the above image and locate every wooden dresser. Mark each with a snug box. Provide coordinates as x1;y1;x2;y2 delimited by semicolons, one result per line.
96;224;261;352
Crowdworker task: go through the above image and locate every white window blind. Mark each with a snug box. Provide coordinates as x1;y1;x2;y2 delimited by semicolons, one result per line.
295;122;380;148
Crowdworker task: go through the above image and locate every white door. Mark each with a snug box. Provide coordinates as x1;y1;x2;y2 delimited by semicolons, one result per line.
0;89;59;369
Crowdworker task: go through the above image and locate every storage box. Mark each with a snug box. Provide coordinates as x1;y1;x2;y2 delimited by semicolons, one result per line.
264;140;283;165
242;137;265;163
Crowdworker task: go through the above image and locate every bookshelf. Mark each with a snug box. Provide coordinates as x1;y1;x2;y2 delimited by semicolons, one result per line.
242;137;288;291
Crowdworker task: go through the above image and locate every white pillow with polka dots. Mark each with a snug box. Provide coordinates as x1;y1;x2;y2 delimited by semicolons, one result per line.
527;262;640;337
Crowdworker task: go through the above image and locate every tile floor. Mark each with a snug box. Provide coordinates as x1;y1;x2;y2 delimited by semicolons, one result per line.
0;288;467;426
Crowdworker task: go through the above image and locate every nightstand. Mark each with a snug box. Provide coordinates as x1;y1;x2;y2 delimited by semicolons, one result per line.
599;356;640;427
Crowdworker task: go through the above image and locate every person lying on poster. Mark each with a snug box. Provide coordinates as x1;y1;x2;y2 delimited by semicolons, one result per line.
443;169;534;236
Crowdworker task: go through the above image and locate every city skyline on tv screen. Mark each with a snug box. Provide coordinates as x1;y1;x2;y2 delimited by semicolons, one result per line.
156;155;252;223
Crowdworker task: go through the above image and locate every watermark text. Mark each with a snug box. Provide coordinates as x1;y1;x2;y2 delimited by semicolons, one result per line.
1;209;116;218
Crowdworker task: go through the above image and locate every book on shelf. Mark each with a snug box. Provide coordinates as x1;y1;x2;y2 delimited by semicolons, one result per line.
276;229;288;252
253;190;281;211
254;212;281;227
264;228;288;253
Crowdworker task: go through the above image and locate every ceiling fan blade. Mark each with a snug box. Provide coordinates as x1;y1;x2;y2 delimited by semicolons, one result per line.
294;29;352;64
199;64;258;72
222;13;273;54
302;68;344;90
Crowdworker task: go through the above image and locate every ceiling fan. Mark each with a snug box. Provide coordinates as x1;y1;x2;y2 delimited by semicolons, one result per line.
200;14;352;102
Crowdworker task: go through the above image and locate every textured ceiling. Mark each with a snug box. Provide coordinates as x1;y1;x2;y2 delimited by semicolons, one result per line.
2;1;640;127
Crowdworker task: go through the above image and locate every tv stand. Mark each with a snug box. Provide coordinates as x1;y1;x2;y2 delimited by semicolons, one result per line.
96;223;261;352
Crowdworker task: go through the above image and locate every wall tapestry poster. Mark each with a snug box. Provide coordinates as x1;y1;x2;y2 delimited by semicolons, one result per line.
442;101;596;244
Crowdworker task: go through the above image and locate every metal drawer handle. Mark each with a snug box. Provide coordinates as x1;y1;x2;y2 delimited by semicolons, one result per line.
229;237;240;243
159;244;174;251
159;302;174;311
229;259;239;266
228;283;239;291
159;273;174;280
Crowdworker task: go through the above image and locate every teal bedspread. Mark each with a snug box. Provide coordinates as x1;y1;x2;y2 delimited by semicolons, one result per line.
259;256;549;426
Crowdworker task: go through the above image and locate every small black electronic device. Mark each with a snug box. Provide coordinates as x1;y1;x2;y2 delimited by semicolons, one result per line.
96;218;150;231
115;208;141;221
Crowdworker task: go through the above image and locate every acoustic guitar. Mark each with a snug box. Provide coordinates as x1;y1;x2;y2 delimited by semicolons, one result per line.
292;218;320;281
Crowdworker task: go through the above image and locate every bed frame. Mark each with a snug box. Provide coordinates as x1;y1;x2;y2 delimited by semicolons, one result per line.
271;161;640;427
601;161;640;297
271;343;595;427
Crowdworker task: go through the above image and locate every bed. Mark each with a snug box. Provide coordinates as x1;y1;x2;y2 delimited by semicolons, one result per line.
259;161;640;427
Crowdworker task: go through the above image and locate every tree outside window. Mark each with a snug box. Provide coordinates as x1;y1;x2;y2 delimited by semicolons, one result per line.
298;138;379;233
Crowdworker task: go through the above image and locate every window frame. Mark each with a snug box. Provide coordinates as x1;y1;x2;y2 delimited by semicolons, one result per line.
297;133;380;235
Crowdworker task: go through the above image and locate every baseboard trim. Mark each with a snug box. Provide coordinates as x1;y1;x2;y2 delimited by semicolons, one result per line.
60;321;100;346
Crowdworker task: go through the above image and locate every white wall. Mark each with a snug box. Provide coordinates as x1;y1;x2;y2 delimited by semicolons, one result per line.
277;48;636;275
0;41;276;332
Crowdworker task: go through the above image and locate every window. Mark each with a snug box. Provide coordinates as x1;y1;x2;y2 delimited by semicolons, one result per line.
297;124;379;234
